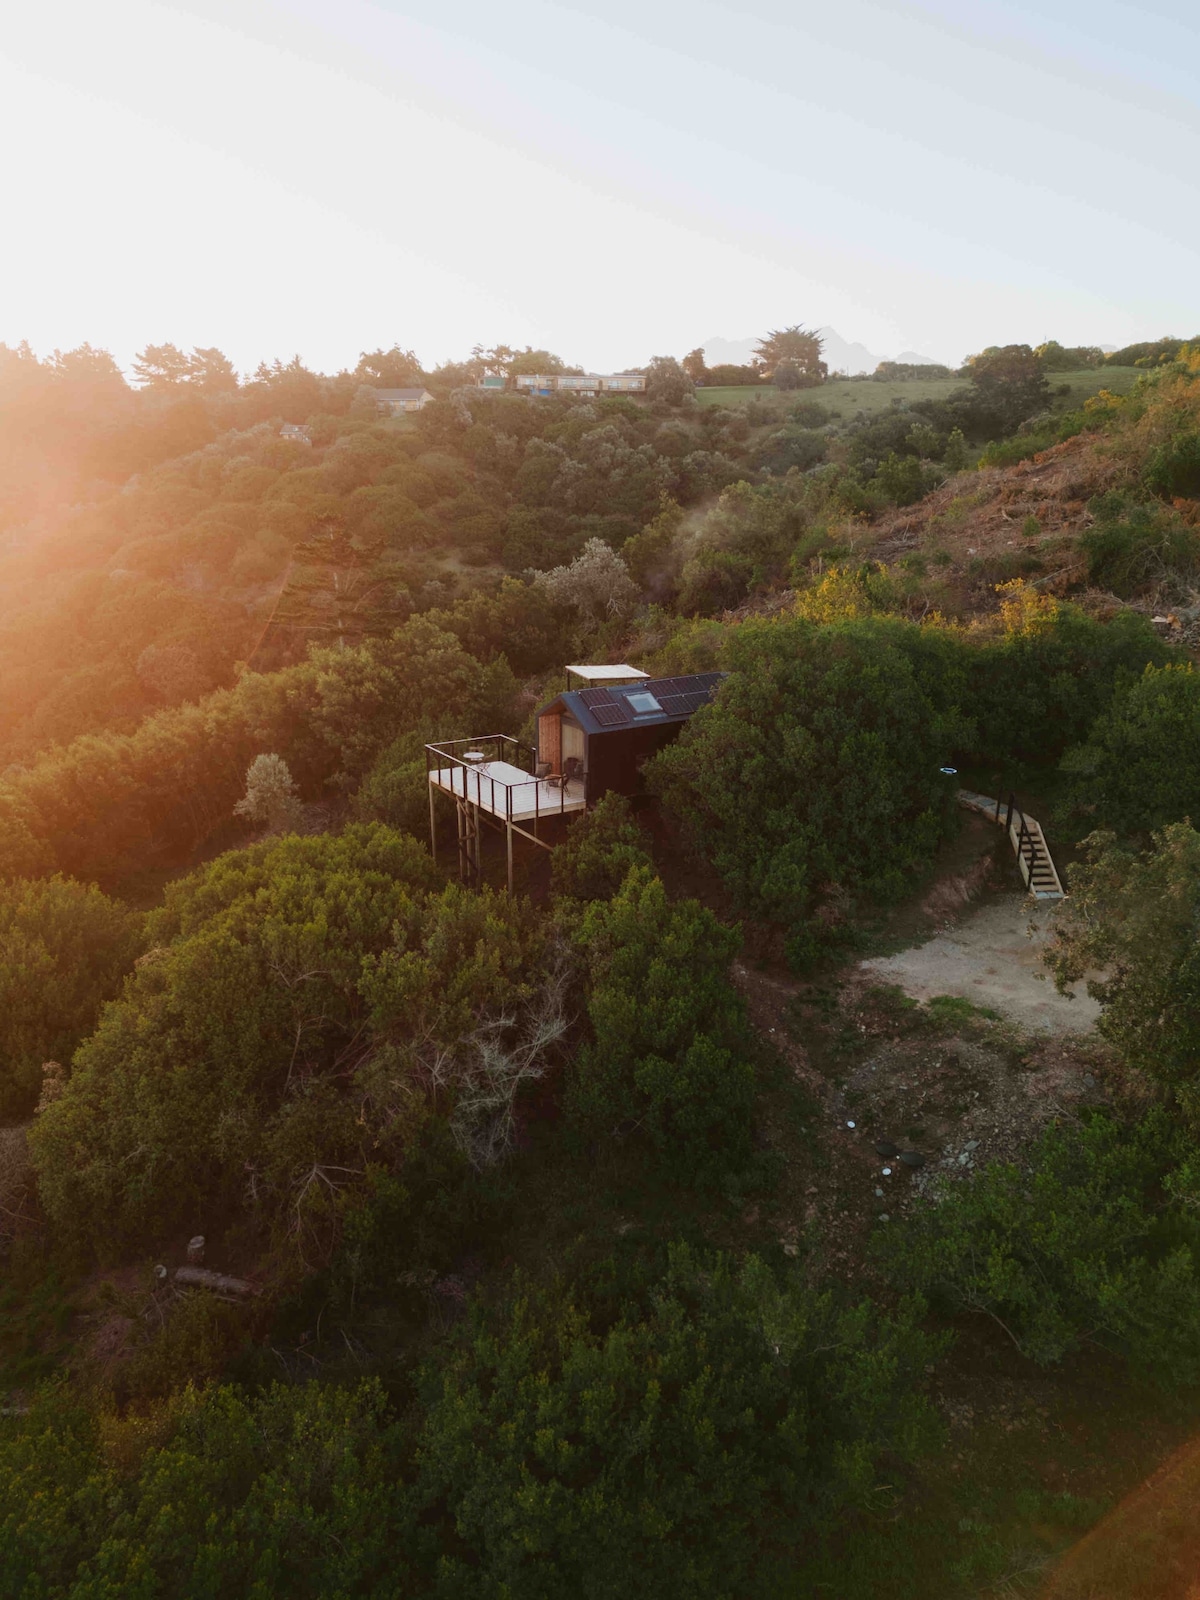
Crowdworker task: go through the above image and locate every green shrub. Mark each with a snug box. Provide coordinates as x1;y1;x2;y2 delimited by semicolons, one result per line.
877;1111;1200;1381
874;451;940;505
1144;430;1200;499
976;408;1087;468
30;826;552;1259
756;425;827;475
417;1244;941;1599
789;399;833;427
110;1289;250;1407
966;587;1171;766
676;545;757;615
792;562;910;623
0;1380;417;1599
567;867;752;1183
0;1252;941;1599
351;728;432;837
1060;663;1200;834
1078;495;1198;595
1046;824;1200;1114
648;616;969;957
550;792;652;903
0;877;142;1119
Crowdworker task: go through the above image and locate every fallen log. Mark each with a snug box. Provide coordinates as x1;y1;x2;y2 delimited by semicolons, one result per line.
173;1266;258;1297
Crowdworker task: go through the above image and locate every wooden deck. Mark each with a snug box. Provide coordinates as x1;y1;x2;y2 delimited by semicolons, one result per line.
428;759;586;823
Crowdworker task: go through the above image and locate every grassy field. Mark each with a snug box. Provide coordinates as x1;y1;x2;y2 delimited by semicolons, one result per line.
696;367;1142;419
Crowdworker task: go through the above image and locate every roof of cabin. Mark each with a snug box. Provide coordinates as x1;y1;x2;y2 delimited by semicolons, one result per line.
537;672;726;735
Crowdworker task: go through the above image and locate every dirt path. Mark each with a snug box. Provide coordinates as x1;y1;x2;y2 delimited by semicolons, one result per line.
859;893;1101;1033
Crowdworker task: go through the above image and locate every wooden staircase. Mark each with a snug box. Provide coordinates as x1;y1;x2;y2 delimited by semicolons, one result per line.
958;789;1065;901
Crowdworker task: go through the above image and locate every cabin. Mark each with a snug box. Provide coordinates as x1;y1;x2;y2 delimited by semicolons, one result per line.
535;671;724;805
425;666;724;890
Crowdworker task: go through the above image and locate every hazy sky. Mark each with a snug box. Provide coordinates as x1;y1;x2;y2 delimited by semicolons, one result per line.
2;0;1197;375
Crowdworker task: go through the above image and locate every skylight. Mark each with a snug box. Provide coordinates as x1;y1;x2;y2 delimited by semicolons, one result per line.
627;692;662;715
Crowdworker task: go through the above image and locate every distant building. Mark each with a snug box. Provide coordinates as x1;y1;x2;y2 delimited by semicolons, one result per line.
374;387;434;416
512;373;646;397
279;423;312;445
477;375;507;391
514;374;559;396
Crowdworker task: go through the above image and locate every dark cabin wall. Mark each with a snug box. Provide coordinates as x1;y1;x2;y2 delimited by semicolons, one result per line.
587;721;686;801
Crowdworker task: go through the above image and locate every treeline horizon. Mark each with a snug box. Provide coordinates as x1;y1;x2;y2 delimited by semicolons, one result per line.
3;329;1193;395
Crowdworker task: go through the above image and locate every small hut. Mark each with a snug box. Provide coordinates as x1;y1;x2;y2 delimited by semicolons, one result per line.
426;667;724;890
534;671;725;803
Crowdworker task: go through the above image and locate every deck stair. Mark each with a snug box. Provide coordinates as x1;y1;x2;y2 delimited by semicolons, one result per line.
957;789;1065;901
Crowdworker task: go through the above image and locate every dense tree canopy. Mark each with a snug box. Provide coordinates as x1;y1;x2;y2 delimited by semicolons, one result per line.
568;867;752;1182
28;826;561;1259
0;1249;939;1600
0;876;142;1119
1047;824;1200;1116
1060;663;1200;836
880;1111;1200;1381
416;1246;938;1599
649;616;968;957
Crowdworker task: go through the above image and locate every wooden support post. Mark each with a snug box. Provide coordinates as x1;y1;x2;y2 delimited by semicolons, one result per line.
506;819;514;894
462;799;480;888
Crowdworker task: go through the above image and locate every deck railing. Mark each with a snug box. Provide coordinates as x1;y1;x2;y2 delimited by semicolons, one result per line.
424;735;585;826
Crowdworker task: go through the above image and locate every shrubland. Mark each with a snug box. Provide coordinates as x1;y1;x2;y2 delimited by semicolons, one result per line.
28;825;546;1260
878;1111;1200;1382
1059;663;1200;835
649;615;969;959
0;876;142;1119
3;335;1200;1596
0;1251;939;1600
0;334;1156;770
1046;823;1200;1115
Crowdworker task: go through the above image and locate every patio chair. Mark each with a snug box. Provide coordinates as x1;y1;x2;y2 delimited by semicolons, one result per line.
534;761;552;781
549;755;583;791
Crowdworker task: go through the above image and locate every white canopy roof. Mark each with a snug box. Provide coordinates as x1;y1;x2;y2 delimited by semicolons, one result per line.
565;663;650;683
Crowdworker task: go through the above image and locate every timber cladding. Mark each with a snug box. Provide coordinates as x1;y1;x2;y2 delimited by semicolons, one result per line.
538;713;562;772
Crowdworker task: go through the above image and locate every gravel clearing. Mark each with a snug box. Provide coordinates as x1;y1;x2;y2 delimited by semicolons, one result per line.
859;893;1101;1034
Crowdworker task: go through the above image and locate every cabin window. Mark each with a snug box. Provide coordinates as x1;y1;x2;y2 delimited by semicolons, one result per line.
627;692;662;715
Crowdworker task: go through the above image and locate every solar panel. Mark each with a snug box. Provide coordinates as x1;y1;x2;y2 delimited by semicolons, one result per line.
571;671;723;728
591;703;629;727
